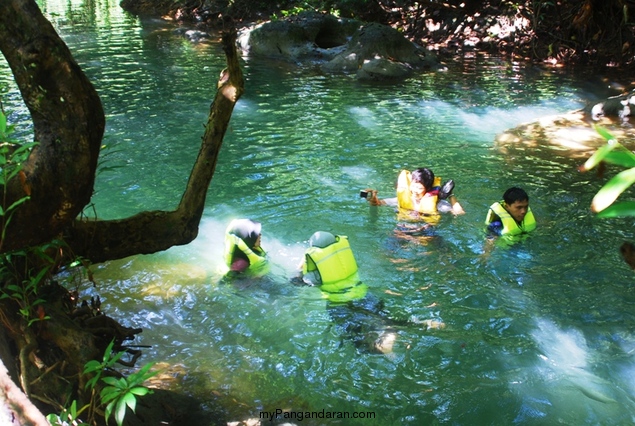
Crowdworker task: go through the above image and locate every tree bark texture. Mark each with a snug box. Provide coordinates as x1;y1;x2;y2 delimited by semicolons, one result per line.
0;0;244;264
66;32;244;263
0;0;104;252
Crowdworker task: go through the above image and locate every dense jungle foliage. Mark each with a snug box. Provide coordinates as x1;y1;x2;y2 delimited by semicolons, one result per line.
121;0;635;70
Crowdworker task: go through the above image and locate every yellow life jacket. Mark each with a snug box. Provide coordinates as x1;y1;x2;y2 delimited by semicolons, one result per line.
485;201;536;236
303;235;367;303
396;169;441;224
223;232;268;275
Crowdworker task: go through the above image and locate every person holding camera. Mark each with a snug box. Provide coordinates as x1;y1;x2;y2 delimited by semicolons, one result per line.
362;167;465;220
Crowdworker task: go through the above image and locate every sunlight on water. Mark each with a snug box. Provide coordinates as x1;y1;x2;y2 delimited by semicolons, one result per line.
3;1;635;424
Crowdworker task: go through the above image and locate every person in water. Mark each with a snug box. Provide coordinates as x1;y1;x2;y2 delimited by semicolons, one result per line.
296;231;444;354
223;218;268;276
485;187;536;237
365;167;465;217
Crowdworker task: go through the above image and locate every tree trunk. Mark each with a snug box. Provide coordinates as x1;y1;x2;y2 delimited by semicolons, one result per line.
65;35;244;263
0;0;104;253
0;0;244;420
0;0;244;264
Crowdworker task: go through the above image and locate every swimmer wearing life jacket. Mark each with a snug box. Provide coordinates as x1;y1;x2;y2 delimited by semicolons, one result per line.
485;187;536;237
223;218;269;276
301;231;368;303
297;231;445;354
365;168;465;225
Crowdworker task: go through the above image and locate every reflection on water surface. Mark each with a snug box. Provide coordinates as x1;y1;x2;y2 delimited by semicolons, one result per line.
2;1;635;424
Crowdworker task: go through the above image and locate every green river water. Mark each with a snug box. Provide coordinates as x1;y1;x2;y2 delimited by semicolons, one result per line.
2;1;635;425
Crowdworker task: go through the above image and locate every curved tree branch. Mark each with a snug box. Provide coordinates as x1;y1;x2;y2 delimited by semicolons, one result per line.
66;31;244;263
1;0;243;263
0;0;104;252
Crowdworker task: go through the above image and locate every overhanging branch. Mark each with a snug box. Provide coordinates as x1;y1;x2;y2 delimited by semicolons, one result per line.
66;31;244;263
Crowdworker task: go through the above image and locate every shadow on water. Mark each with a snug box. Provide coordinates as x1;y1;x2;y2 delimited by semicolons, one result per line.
4;1;635;424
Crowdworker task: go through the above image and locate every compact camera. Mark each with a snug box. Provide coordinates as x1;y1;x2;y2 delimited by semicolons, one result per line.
359;190;369;198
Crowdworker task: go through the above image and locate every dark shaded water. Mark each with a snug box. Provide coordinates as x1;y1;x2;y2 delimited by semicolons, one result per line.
2;1;635;424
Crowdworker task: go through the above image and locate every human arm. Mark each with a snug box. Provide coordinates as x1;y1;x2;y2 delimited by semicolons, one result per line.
364;189;397;207
448;195;465;215
437;179;464;215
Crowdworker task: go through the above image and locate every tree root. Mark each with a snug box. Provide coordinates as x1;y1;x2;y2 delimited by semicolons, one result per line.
0;357;48;425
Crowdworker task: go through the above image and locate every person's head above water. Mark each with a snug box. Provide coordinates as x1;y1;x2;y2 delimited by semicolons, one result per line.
225;218;264;273
227;218;262;248
502;187;529;223
309;231;336;248
409;168;435;200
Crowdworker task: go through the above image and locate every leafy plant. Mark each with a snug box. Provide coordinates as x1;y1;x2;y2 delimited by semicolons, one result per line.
48;340;157;425
100;361;156;426
0;239;73;327
580;125;635;217
0;107;36;250
46;400;84;425
83;340;157;426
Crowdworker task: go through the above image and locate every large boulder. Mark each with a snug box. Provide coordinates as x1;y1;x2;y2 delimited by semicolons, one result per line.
322;22;437;80
237;12;359;61
237;13;438;80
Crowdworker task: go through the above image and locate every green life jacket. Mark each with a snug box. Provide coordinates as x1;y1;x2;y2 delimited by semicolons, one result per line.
303;235;367;303
485;201;536;236
224;233;268;274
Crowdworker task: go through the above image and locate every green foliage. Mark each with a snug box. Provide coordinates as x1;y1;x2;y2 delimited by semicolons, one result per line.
0;239;72;327
83;340;127;390
582;126;635;217
100;362;156;426
0;107;36;250
48;340;157;426
46;400;84;425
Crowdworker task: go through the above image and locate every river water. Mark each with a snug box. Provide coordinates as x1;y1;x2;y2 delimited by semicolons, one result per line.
2;1;635;425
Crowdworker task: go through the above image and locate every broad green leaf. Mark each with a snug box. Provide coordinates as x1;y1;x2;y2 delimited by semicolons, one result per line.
85;375;99;390
123;392;137;412
100;387;121;405
603;149;635;168
115;397;128;426
102;376;120;387
69;400;77;418
128;362;158;385
104;400;116;424
594;125;616;142
83;360;102;374
11;142;36;158
106;350;126;368
129;386;149;396
591;167;635;212
0;112;6;135
596;201;635;218
581;139;618;171
103;340;116;363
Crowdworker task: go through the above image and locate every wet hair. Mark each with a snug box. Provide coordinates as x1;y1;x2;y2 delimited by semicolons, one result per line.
411;168;434;189
503;187;529;205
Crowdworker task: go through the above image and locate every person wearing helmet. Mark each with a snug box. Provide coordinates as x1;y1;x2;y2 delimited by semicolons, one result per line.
301;231;368;303
223;218;268;276
298;231;444;354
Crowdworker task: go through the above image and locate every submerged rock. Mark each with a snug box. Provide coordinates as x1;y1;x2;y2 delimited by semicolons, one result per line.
495;109;635;160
